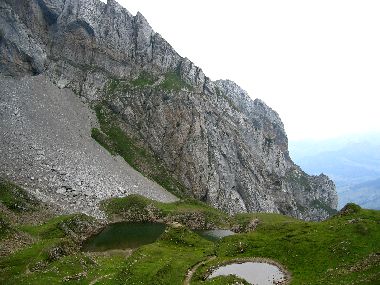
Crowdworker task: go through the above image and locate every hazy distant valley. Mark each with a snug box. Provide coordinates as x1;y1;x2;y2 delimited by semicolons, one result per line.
290;133;380;209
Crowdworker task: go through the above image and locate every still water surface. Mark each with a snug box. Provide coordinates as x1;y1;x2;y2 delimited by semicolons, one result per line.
82;222;166;251
208;262;286;285
83;223;236;252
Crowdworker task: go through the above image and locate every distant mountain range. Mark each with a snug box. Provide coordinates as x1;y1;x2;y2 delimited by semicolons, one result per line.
290;133;380;209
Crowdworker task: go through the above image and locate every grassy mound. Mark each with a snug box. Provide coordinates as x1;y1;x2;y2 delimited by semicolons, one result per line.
102;194;230;230
192;208;380;285
0;212;104;285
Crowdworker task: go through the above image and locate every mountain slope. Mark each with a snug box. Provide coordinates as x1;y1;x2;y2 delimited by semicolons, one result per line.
0;75;177;217
0;0;337;220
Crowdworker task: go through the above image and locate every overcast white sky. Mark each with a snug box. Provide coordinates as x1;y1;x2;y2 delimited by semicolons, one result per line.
105;0;380;141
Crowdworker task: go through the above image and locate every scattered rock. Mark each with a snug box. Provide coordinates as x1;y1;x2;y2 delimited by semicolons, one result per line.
62;271;87;282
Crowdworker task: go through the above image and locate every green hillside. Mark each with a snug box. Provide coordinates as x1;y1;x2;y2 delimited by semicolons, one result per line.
1;180;379;285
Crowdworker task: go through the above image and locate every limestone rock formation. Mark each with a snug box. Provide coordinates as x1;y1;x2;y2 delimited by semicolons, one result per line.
0;0;338;220
0;75;177;218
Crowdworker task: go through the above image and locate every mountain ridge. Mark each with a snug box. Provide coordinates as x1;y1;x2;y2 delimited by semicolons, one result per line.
0;0;337;220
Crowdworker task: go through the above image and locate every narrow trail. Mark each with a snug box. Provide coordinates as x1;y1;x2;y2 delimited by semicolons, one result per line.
183;256;216;285
89;274;112;285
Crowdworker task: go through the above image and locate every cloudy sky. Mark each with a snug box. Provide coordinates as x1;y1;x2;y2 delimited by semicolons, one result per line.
106;0;380;141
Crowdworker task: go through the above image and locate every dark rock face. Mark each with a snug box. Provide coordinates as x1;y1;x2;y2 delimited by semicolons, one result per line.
0;0;338;220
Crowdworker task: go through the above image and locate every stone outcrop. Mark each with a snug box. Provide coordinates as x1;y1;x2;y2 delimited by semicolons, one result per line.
0;0;338;220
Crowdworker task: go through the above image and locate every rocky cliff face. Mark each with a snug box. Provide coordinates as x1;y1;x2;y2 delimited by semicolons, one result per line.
0;0;338;220
0;75;177;218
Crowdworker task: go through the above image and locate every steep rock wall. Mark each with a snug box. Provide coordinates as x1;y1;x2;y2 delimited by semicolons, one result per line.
0;0;338;220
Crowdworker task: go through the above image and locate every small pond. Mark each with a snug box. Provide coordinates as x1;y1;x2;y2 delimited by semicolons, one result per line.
208;262;286;285
82;222;166;251
196;229;235;241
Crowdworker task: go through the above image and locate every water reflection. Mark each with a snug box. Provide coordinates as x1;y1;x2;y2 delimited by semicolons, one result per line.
208;262;286;285
82;222;166;251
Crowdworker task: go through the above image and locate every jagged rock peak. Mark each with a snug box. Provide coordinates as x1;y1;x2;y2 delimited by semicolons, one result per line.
215;79;285;129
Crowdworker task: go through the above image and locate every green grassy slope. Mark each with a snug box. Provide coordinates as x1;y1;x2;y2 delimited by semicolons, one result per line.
101;194;230;230
193;205;380;285
1;181;379;285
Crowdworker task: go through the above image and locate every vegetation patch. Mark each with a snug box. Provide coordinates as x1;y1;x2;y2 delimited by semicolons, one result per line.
338;203;362;216
19;214;98;242
105;72;157;96
0;179;38;212
91;127;116;154
311;199;337;215
105;78;131;94
159;71;193;91
101;194;230;230
130;72;157;87
0;214;11;239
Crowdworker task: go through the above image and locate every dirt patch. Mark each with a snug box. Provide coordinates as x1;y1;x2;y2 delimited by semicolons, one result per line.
84;248;134;259
0;231;36;257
